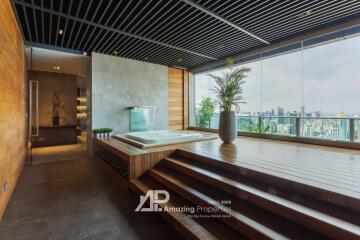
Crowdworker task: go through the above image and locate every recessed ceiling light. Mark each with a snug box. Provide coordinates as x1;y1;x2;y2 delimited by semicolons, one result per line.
82;52;87;56
177;58;183;62
144;57;149;60
52;66;60;70
58;29;64;35
113;51;118;54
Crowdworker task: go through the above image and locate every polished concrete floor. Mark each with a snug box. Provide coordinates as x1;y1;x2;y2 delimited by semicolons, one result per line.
31;133;87;165
0;158;182;240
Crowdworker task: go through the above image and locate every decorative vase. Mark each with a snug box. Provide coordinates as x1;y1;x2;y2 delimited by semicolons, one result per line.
219;111;237;143
52;114;60;126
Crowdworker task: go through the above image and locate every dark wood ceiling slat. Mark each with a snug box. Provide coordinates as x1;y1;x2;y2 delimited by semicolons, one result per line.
239;0;326;32
98;33;124;53
135;0;182;37
123;0;160;33
250;1;359;40
116;0;145;31
180;0;270;44
154;0;254;49
105;35;131;54
12;0;360;68
71;0;93;49
77;0;102;50
31;0;39;42
54;0;63;45
61;0;74;47
79;0;101;50
111;0;134;30
222;0;271;20
48;0;53;44
232;0;294;26
66;0;82;49
13;2;217;60
143;3;190;39
23;5;33;42
267;7;360;42
90;1;125;52
104;0;123;26
153;0;236;48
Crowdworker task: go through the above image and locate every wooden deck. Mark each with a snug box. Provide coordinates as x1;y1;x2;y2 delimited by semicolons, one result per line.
178;137;360;205
94;132;360;239
95;133;360;201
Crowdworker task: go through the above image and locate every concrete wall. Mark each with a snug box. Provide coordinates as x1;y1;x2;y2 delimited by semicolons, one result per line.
30;70;77;126
91;53;168;134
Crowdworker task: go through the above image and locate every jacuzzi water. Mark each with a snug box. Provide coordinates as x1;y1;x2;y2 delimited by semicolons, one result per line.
124;130;203;144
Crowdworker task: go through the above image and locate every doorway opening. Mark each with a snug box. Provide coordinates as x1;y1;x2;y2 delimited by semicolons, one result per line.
26;47;89;164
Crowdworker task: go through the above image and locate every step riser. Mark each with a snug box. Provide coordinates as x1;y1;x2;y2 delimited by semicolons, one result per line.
175;149;360;212
163;159;360;240
130;180;218;240
148;170;281;240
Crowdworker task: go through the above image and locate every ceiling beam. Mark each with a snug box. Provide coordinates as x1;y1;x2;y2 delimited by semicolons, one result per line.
180;0;271;45
14;0;218;60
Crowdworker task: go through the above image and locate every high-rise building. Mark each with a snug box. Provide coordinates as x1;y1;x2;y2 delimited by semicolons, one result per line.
300;106;305;117
277;107;285;124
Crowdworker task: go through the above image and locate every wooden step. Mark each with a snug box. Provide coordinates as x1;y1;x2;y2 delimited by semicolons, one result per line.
150;165;328;239
148;168;288;240
171;153;360;225
131;179;218;240
175;149;360;212
163;157;360;240
131;177;242;240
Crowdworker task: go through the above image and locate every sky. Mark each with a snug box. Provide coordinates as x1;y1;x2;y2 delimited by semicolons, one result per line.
195;36;360;116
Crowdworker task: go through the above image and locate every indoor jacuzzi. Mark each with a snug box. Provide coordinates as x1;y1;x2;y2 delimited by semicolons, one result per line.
123;130;203;144
114;130;216;148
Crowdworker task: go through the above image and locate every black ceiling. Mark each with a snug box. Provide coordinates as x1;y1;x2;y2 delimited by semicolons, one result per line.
12;0;360;69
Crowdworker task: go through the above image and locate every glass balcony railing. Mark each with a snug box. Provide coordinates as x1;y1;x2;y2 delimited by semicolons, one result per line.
237;116;260;133
194;113;360;143
261;117;297;136
355;119;360;142
300;117;350;141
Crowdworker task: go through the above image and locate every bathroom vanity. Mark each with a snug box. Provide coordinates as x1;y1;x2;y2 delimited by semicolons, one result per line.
32;125;77;147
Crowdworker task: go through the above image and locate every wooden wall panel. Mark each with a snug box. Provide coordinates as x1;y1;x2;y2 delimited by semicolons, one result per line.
0;0;26;220
183;70;189;130
168;68;189;130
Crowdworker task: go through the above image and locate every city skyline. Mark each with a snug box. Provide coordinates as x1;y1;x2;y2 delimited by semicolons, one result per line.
240;105;360;118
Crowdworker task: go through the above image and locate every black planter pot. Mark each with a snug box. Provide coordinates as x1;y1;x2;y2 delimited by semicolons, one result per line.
219;111;237;143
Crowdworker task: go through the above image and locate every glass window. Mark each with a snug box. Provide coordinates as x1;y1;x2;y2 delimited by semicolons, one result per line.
193;61;261;129
238;61;262;116
191;34;360;143
194;73;212;106
303;37;360;117
262;51;302;116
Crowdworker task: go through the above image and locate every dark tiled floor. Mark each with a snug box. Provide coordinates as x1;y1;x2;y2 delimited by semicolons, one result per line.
0;158;182;240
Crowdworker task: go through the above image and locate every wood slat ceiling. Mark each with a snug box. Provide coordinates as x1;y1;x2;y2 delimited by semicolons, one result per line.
12;0;360;69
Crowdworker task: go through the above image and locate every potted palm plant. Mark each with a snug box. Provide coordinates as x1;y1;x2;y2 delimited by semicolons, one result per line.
209;58;250;143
